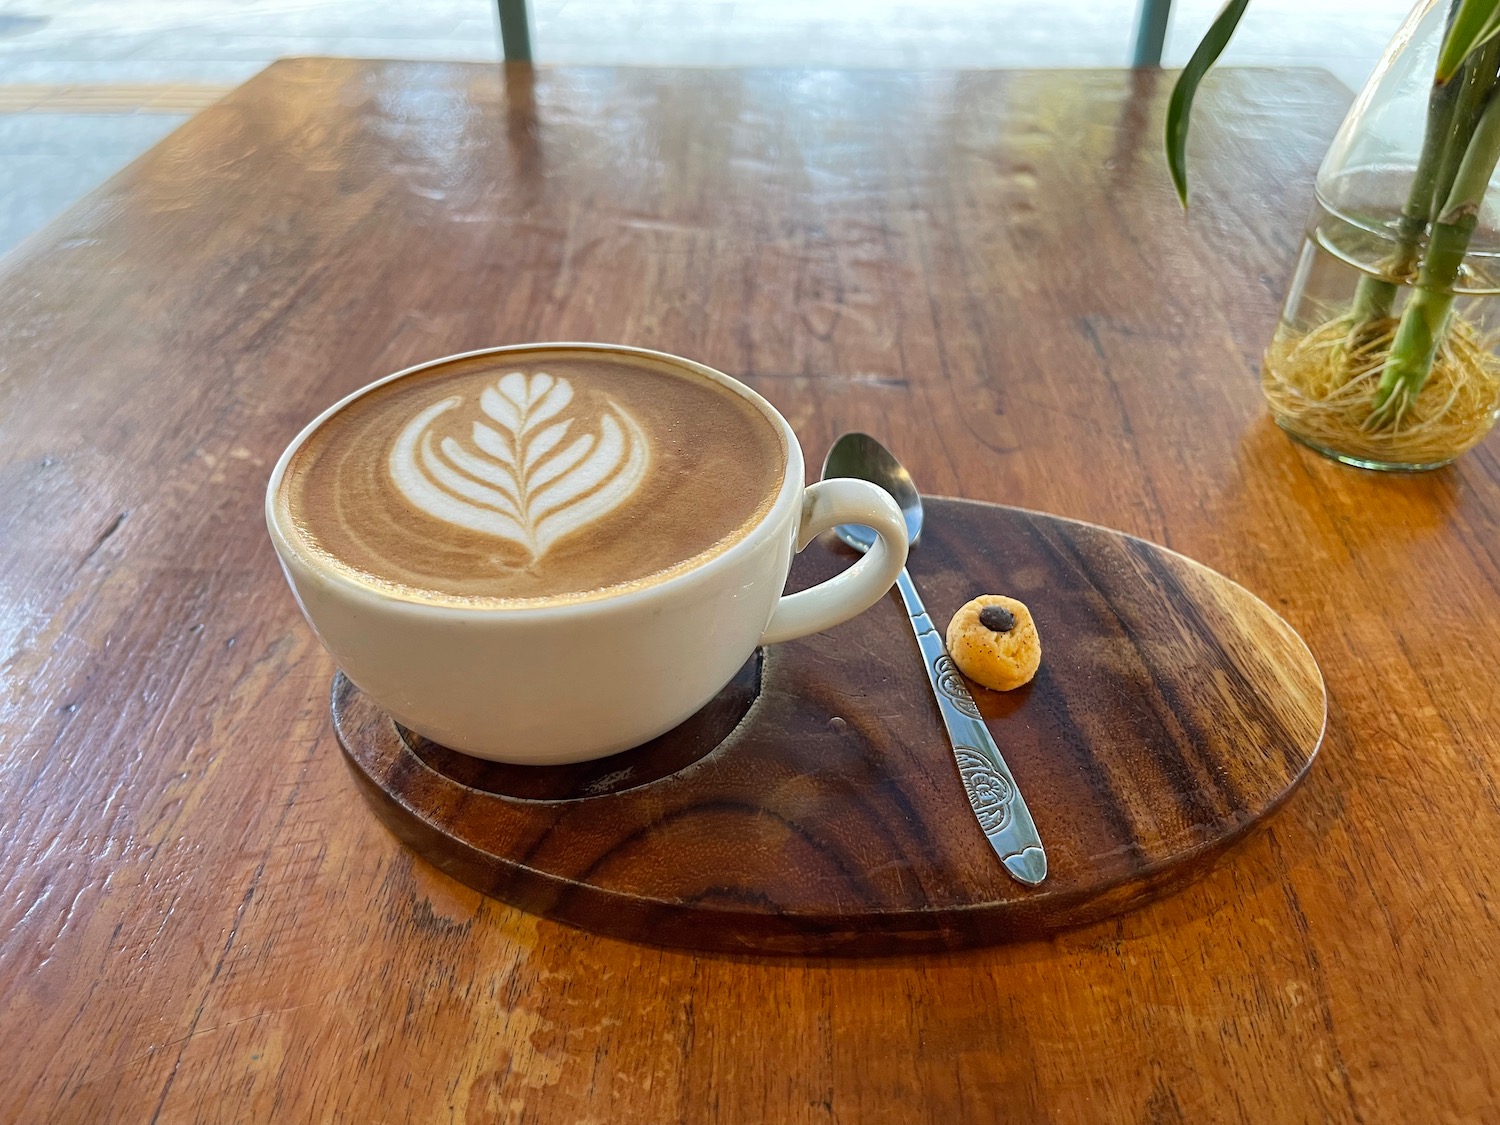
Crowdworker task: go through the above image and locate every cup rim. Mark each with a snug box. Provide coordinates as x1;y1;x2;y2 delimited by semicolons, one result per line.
265;342;803;617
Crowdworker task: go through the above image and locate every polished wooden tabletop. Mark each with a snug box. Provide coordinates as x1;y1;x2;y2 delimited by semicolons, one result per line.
1;58;1496;1123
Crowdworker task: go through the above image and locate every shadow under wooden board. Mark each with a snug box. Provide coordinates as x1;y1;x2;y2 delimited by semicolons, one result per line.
333;497;1326;956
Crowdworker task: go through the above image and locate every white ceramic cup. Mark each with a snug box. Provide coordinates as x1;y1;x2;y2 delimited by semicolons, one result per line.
266;343;909;764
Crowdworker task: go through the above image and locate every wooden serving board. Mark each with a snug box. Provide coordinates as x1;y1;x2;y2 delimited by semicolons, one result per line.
333;497;1325;955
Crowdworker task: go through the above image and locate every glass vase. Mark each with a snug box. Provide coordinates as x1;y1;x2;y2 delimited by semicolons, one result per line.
1264;0;1500;470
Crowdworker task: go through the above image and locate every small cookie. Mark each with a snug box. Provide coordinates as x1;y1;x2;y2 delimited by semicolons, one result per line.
945;595;1040;691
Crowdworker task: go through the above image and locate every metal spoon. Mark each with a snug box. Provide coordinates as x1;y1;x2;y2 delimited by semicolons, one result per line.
822;432;1047;886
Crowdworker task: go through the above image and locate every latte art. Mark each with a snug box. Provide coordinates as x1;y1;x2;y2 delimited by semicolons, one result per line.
278;348;786;605
390;372;649;561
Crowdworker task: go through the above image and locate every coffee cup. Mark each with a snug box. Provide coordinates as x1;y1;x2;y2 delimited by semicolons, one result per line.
265;343;908;764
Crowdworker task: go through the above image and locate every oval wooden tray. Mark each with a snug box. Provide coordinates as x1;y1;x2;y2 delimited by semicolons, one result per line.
333;497;1326;955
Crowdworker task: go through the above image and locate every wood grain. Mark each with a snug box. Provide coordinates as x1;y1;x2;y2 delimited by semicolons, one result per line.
335;497;1325;955
2;58;1497;1123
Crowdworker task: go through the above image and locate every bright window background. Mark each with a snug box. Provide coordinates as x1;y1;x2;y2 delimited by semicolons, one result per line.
0;0;1415;255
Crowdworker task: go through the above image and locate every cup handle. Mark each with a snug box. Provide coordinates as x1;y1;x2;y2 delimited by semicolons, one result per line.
759;478;910;646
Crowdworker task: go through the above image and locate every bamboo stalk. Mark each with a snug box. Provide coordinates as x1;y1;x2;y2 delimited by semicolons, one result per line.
1431;38;1500;208
1373;74;1500;420
1350;2;1471;328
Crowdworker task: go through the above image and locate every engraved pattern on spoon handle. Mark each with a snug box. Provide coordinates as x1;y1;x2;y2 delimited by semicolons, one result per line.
894;570;1048;885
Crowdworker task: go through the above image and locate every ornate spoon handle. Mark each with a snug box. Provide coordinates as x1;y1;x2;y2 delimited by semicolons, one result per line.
895;570;1047;886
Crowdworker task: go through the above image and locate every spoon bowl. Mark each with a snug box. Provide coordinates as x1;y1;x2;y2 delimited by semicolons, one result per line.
822;432;923;552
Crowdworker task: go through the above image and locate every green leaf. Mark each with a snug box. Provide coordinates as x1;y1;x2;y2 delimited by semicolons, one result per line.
1165;0;1251;207
1436;0;1500;82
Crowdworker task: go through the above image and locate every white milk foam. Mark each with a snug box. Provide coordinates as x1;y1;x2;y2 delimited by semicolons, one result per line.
388;371;650;562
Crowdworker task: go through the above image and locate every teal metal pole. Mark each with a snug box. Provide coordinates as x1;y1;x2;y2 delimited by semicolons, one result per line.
1131;0;1171;67
498;0;532;62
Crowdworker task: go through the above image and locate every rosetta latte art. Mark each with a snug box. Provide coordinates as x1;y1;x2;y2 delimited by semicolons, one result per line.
389;371;649;561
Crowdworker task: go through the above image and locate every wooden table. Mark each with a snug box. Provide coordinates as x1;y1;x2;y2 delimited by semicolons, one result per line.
1;59;1495;1123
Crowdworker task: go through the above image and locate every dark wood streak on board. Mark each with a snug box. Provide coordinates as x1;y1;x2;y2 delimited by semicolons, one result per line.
1019;516;1243;824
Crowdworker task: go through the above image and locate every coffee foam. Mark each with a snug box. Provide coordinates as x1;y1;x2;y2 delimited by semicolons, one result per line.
278;349;787;606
